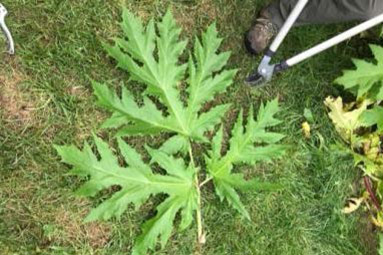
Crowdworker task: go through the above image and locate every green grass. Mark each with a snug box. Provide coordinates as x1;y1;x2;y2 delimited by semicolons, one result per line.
0;0;379;254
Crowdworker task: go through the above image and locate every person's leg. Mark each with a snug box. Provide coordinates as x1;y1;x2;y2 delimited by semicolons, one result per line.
245;0;383;54
269;0;383;29
245;8;279;55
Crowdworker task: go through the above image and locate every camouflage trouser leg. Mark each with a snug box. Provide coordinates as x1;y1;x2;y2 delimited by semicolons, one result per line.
267;0;383;29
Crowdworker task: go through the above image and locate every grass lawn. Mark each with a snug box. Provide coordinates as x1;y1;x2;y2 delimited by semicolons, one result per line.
0;0;380;254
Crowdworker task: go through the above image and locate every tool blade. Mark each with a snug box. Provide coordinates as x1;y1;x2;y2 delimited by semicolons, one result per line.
245;73;267;87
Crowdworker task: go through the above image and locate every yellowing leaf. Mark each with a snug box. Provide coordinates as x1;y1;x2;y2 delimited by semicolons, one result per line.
341;197;364;214
324;97;371;141
352;133;383;177
372;212;383;228
302;121;311;138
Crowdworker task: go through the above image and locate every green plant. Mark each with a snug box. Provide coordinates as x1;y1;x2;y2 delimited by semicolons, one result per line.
326;44;383;238
335;44;383;100
327;44;383;177
55;9;286;254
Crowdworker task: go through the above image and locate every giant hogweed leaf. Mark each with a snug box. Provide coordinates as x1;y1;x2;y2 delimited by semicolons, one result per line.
55;136;198;255
186;24;237;139
158;135;190;155
360;106;383;132
93;83;183;135
99;9;188;136
205;99;286;219
95;9;236;143
335;45;383;99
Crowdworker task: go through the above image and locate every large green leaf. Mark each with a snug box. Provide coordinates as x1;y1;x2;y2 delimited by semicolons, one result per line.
95;9;236;143
55;136;198;255
205;99;286;219
360;105;383;132
335;44;383;100
55;9;289;254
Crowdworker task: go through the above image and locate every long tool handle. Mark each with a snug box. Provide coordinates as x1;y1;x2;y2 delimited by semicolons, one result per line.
285;13;383;67
0;19;14;54
0;3;14;54
269;0;309;53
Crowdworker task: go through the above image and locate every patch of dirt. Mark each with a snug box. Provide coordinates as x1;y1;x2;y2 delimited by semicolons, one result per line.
0;69;35;125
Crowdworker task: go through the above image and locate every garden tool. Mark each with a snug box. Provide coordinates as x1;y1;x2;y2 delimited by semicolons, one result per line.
0;3;14;54
246;0;383;86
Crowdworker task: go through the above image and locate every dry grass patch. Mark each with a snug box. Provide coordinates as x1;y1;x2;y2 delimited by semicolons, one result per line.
52;199;112;249
1;170;112;250
172;0;218;34
0;69;34;125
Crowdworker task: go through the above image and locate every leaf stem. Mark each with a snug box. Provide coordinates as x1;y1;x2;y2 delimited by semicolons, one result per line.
189;145;196;168
188;145;205;250
364;176;381;211
195;175;204;245
199;177;213;188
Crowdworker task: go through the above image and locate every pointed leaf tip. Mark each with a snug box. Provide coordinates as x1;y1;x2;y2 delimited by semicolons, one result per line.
334;44;383;99
207;100;284;219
